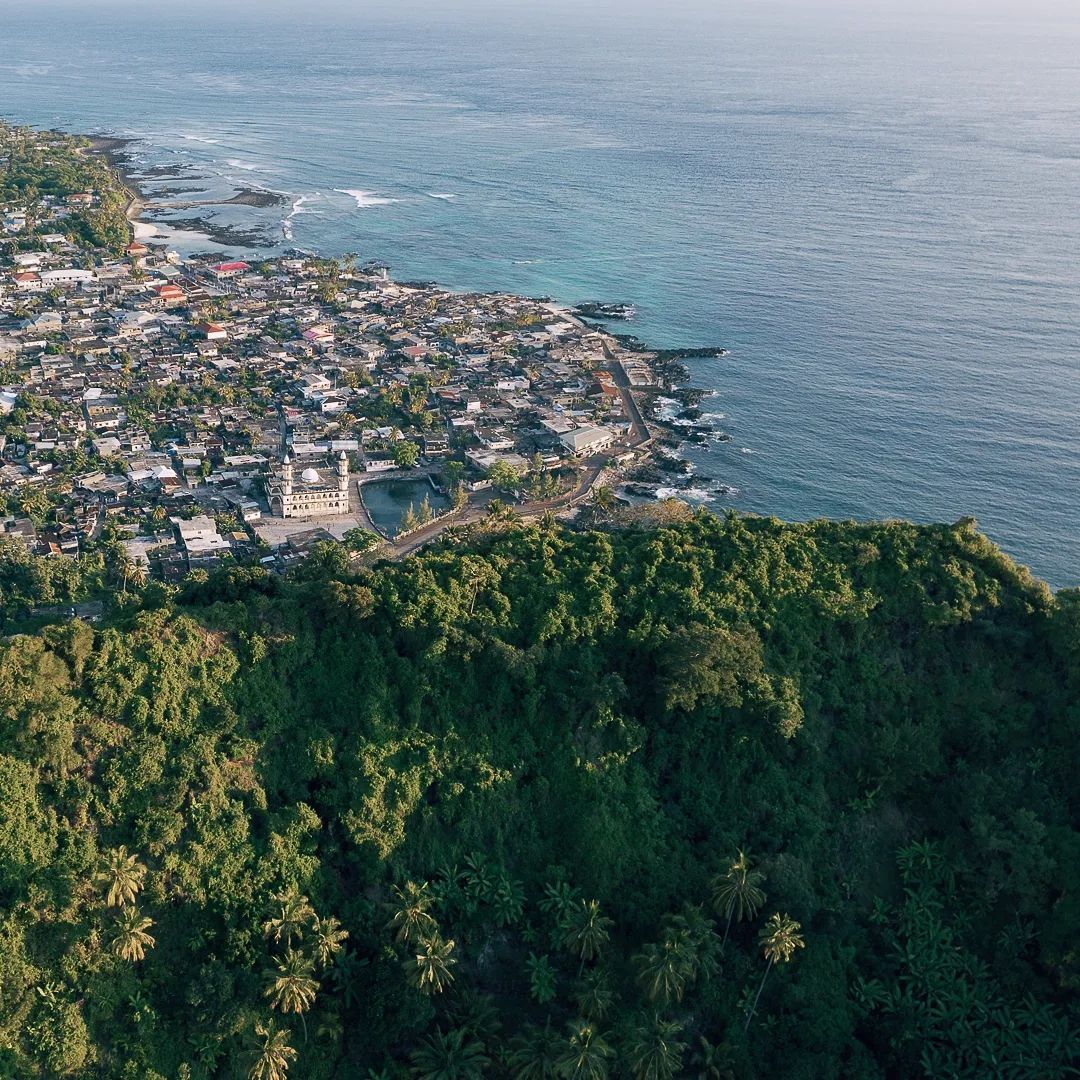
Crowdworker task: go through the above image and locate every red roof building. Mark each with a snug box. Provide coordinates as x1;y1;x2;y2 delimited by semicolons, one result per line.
153;284;186;305
211;261;250;278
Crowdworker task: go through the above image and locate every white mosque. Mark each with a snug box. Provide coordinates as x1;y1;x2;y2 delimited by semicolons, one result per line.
267;450;351;518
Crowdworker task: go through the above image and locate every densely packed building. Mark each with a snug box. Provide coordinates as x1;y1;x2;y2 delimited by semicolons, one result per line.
1;143;656;579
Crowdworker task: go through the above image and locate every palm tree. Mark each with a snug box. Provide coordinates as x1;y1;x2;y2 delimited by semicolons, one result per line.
744;912;805;1031
128;561;148;588
330;948;367;1009
485;499;518;523
315;1010;343;1043
535;876;578;928
492;874;526;927
249;1019;297;1080
389;881;438;946
539;880;580;924
688;1036;737;1080
265;948;319;1041
574;971;615;1022
409;1026;489;1080
110;907;156;962
407;934;457;995
557;1021;613;1080
97;846;147;908
665;904;719;979
17;487;48;525
559;900;613;976
461;852;493;903
444;991;503;1047
527;952;557;1004
113;547;135;592
634;931;695;1007
263;892;315;948
711;851;766;952
506;1021;563;1080
312;915;348;968
590;485;615;515
625;1015;686;1080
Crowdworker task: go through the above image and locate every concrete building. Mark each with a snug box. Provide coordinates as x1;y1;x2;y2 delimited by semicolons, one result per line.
39;268;96;287
560;425;616;456
267;450;350;518
173;515;231;565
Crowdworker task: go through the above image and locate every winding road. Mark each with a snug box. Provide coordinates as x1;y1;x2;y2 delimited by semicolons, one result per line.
382;341;651;559
389;460;607;559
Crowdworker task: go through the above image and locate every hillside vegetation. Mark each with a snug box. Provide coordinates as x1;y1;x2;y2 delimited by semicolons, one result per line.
1;513;1078;1079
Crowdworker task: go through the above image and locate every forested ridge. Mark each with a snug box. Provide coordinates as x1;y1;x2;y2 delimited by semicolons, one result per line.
1;512;1078;1079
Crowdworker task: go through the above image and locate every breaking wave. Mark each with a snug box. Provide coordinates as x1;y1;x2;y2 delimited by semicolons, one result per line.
655;486;714;502
282;194;323;240
335;188;399;208
651;396;683;421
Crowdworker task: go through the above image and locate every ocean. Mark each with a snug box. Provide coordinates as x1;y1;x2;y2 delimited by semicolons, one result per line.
2;0;1079;586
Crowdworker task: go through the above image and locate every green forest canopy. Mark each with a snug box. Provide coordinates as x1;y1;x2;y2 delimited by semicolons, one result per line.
1;124;132;252
0;512;1078;1079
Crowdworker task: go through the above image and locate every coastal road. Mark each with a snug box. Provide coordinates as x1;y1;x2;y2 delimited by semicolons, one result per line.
389;461;606;559
528;461;606;512
391;489;495;558
601;341;652;447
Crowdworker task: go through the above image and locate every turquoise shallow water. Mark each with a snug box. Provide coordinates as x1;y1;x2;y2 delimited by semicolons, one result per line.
3;1;1079;585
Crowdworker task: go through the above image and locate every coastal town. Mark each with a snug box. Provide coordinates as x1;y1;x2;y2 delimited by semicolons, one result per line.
0;121;718;593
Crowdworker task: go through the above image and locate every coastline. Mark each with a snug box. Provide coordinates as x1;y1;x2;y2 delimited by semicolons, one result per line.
77;125;729;501
85;134;149;241
84;131;728;358
87;133;284;246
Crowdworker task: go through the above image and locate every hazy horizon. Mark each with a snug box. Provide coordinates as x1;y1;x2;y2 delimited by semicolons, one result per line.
3;0;1080;18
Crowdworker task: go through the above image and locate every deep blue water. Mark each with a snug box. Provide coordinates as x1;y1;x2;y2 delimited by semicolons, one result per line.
3;1;1079;585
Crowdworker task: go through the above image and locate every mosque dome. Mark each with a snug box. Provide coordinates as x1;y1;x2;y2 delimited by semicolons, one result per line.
301;467;321;483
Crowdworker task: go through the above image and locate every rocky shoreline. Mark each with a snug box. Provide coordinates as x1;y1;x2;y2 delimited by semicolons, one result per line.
86;128;740;511
87;134;284;248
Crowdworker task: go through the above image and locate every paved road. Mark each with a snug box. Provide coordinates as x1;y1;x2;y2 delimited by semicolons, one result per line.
382;343;645;561
601;342;652;447
392;490;495;557
389;460;606;559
